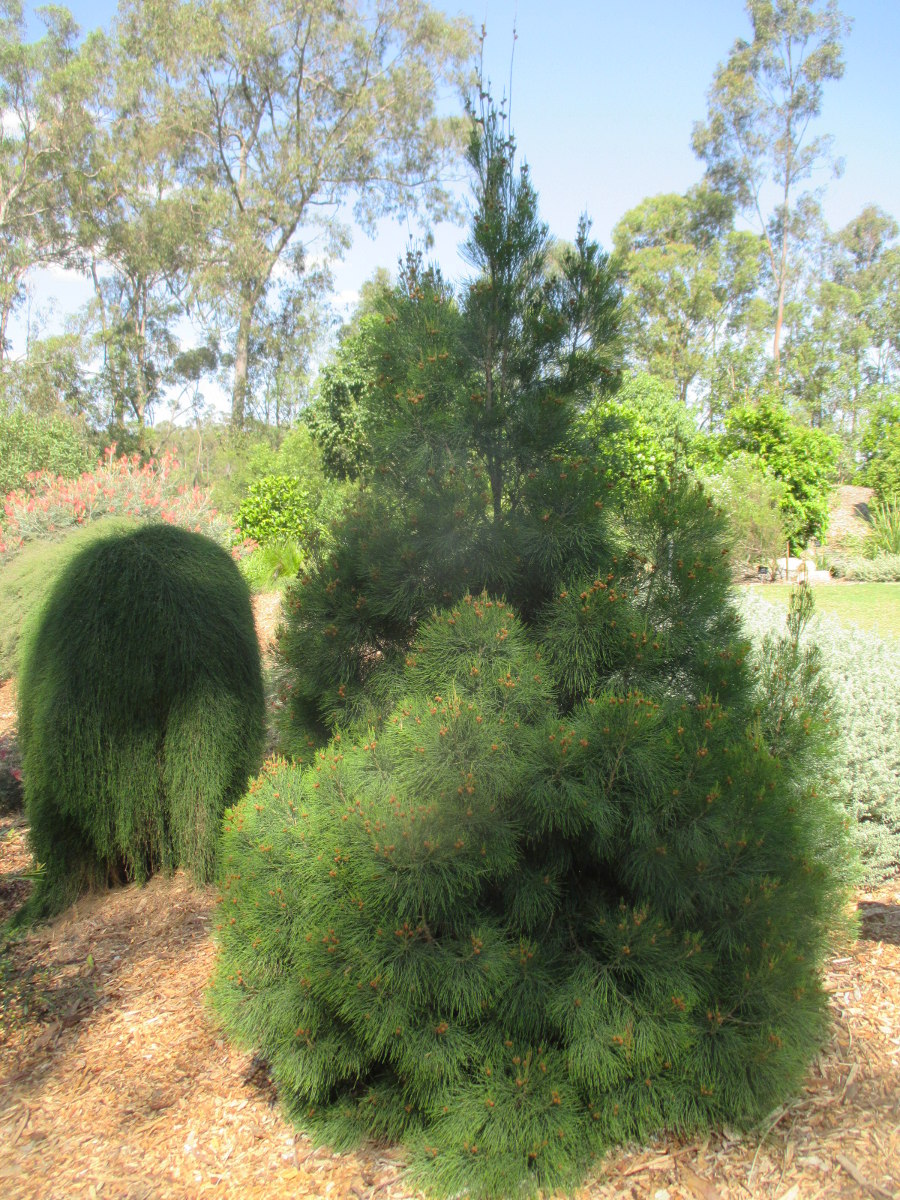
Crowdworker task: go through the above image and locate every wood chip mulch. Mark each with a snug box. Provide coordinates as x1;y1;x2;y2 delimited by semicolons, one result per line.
0;854;896;1200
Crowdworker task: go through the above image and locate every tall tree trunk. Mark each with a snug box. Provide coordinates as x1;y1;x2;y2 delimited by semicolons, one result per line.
773;272;787;367
0;298;11;361
232;285;257;430
483;328;503;525
772;176;791;368
134;303;147;451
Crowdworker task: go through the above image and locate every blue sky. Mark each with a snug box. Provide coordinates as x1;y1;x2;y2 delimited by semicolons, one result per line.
340;0;900;297
15;0;900;392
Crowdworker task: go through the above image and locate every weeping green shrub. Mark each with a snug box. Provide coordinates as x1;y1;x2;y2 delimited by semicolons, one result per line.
17;524;265;921
0;518;138;682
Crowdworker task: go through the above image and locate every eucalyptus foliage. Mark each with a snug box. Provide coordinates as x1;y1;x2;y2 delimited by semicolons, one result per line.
17;524;265;921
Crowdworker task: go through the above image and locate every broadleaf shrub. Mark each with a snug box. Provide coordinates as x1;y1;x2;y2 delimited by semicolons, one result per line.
702;453;789;573
234;475;315;549
860;391;900;501
0;407;94;498
17;524;265;921
712;397;839;549
580;371;701;494
211;106;853;1200
740;590;900;885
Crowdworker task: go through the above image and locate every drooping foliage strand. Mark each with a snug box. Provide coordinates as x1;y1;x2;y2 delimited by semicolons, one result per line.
17;524;265;920
212;105;852;1199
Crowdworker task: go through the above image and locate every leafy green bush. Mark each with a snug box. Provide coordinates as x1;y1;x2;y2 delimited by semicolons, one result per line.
580;372;700;493
0;519;138;682
235;475;315;548
306;351;372;482
740;590;900;885
211;108;852;1200
712;397;839;549
16;525;265;922
829;554;900;582
860;392;900;501
702;453;789;572
0;407;94;498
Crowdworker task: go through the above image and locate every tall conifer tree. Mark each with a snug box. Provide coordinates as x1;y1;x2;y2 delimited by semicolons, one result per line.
278;97;622;749
211;103;851;1200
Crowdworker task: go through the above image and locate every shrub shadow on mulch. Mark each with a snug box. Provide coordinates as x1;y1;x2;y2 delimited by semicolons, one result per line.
857;899;900;946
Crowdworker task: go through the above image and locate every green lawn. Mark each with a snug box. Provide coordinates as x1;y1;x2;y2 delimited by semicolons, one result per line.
749;582;900;640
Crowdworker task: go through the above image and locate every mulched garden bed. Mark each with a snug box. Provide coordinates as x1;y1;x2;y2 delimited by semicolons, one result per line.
1;597;896;1199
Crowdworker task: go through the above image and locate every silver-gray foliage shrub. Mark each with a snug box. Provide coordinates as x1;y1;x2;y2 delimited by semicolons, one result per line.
829;555;900;582
740;590;900;885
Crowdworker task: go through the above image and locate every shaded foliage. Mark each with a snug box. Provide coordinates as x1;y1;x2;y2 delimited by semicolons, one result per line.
16;524;265;921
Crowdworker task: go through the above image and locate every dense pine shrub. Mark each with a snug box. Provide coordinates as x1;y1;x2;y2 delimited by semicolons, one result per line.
211;105;852;1199
741;590;900;885
212;585;849;1199
17;524;265;921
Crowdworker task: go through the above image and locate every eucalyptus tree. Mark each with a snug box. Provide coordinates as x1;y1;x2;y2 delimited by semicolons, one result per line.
692;0;850;365
0;1;85;360
783;206;899;439
613;184;764;422
245;274;333;428
62;25;207;442
116;0;475;430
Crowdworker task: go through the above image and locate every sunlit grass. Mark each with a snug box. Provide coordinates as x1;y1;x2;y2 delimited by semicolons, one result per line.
750;582;900;640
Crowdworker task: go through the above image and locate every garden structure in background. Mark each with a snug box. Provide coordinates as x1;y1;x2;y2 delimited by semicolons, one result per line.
210;103;854;1200
15;524;265;922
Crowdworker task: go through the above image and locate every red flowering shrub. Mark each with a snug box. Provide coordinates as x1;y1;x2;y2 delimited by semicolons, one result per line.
0;445;233;559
